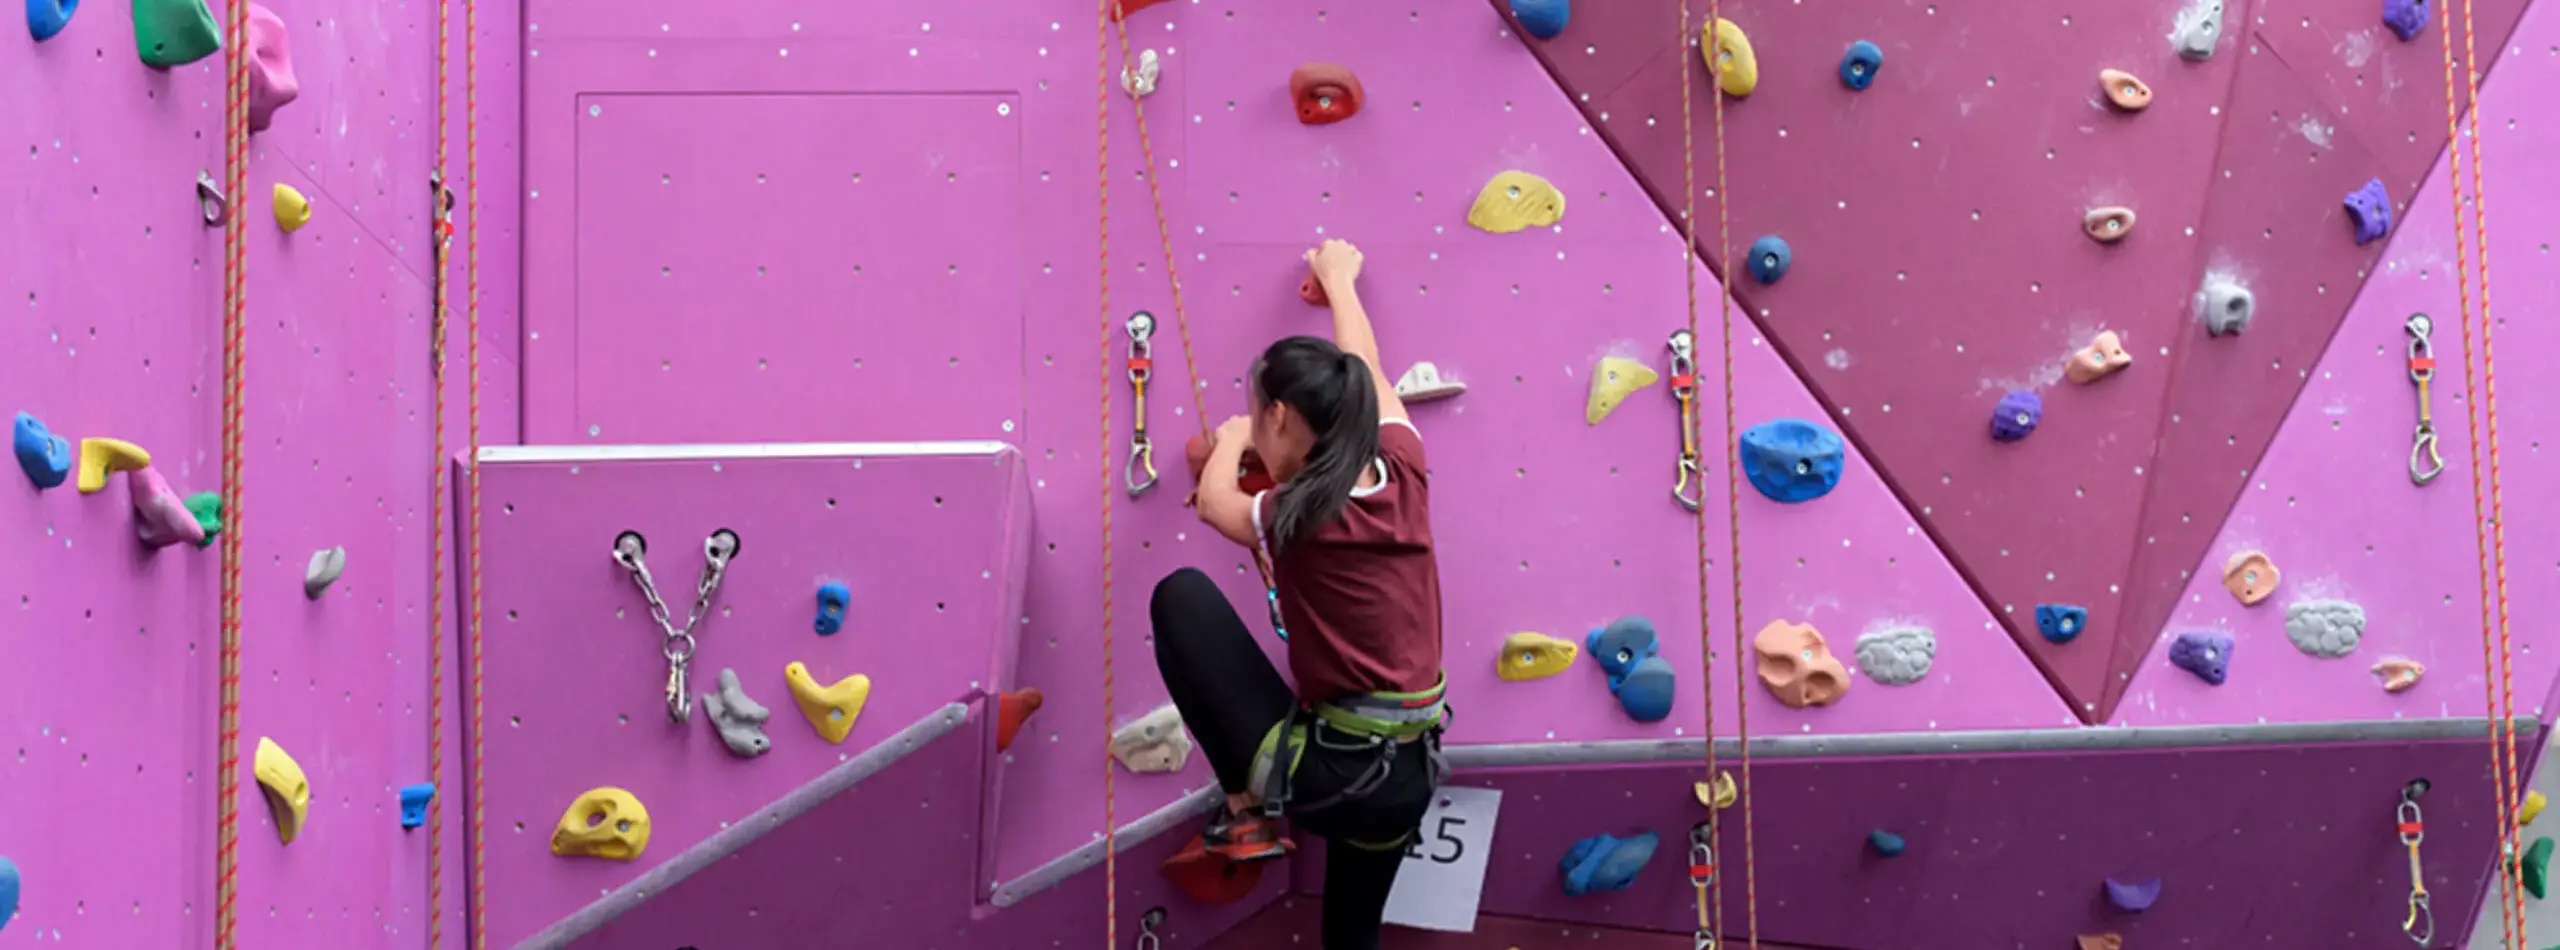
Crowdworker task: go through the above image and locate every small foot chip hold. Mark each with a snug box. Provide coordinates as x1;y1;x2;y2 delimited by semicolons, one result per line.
303;546;345;599
2083;206;2137;243
1753;619;1849;708
2198;278;2255;336
551;787;651;861
783;661;871;744
1109;703;1192;774
1120;48;1160;99
12;412;71;489
28;0;75;41
2066;330;2133;384
2104;876;2162;912
253;736;311;845
1867;829;1906;857
1854;625;1935;686
2383;0;2429;40
75;437;149;494
272;183;312;233
2169;632;2233;685
1393;362;1466;403
2035;604;2087;645
244;3;298;132
1743;234;1791;284
2284;599;2365;658
996;687;1043;752
133;0;221;66
1584;357;1659;425
1738;419;1844;503
1991;390;2042;442
2221;550;2279;606
1837;40;1882;90
1509;0;1567;39
1288;61;1363;125
398;782;435;829
702;668;773;758
1700;17;1757;97
2345;177;2393;245
132;469;206;549
183;491;222;547
2099;69;2152;111
2371;657;2424;692
1559;831;1659;896
1497;631;1578;681
1466;170;1566;234
2174;0;2224;60
813;581;849;636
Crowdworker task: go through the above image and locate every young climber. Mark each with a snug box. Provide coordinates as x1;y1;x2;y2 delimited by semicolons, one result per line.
1153;238;1448;950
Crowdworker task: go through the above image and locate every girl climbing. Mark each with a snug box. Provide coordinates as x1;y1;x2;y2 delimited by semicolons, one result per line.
1153;238;1450;950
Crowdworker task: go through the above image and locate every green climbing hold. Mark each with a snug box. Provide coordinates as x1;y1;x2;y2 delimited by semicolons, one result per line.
134;0;221;68
2524;836;2554;899
183;491;222;547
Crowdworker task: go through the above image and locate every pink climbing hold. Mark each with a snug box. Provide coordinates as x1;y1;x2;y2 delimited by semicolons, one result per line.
131;468;206;548
245;3;298;134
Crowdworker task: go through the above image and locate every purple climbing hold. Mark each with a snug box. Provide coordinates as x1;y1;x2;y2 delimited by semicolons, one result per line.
2169;632;2233;685
2383;0;2429;40
2105;876;2162;912
2345;178;2392;246
1991;390;2042;442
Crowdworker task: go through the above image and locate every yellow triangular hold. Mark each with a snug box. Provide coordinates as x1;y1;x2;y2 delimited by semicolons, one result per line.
253;736;311;844
273;183;313;233
2524;790;2548;827
76;437;150;494
784;661;872;744
1585;357;1659;425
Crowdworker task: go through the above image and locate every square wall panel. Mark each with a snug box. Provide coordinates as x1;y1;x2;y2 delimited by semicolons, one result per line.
570;93;1025;443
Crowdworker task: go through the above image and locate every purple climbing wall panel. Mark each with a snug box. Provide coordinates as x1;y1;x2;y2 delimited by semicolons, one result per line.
1;0;440;944
468;445;1031;949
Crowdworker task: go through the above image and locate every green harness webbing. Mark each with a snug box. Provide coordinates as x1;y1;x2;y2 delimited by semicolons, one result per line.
1251;673;1451;850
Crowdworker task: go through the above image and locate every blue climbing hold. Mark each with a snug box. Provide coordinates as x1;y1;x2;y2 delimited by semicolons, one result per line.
814;582;850;636
1586;616;1659;684
1509;0;1567;39
2034;604;2087;645
27;0;76;40
1745;235;1791;284
1616;656;1676;722
1868;829;1906;857
1738;419;1844;503
2170;631;2232;685
1991;390;2042;442
1838;40;1883;90
2104;876;2162;912
0;855;16;935
399;783;436;829
2383;0;2429;40
12;412;70;490
1560;831;1659;896
2345;177;2392;246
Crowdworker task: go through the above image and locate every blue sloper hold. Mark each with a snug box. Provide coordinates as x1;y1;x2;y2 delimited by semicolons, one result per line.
399;783;436;829
2170;632;2232;685
1509;0;1567;39
1838;40;1883;90
2104;876;2162;912
1560;832;1659;896
1616;656;1675;722
2383;0;2428;40
2345;177;2393;245
12;412;70;489
2035;604;2087;644
28;0;77;40
1868;829;1906;856
1745;235;1791;284
1586;616;1659;685
1738;419;1844;503
814;582;850;635
1991;390;2042;442
0;855;16;934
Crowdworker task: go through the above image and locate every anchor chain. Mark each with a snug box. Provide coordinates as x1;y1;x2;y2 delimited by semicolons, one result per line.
611;527;741;724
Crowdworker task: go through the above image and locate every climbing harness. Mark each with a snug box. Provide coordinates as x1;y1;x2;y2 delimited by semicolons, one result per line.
2398;780;2434;945
1689;822;1717;949
1124;312;1160;496
1668;329;1702;512
2404;314;2443;485
196;170;230;227
1247;675;1451;849
1134;907;1165;950
610;529;742;724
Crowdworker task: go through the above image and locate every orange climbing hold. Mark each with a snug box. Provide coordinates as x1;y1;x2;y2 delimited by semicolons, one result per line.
996;687;1043;753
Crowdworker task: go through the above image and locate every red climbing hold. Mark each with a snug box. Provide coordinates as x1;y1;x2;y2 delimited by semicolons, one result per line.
1183;432;1277;507
1288;62;1364;125
995;687;1042;753
1160;836;1267;905
1109;0;1172;21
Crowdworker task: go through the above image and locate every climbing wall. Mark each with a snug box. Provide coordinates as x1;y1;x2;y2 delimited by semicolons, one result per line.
0;0;442;945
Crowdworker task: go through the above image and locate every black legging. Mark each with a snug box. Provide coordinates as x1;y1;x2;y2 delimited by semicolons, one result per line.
1152;567;1434;950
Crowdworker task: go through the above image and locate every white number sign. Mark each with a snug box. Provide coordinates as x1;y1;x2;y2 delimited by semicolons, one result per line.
1380;785;1501;933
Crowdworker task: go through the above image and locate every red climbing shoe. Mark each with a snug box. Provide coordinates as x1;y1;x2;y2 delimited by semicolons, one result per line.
1160;836;1267;905
1202;806;1293;863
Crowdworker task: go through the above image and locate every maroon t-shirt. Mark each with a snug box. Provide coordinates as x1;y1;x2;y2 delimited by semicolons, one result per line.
1253;419;1444;703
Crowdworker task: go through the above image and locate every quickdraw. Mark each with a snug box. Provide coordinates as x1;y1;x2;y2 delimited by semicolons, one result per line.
2399;780;2434;946
1689;821;1717;949
1668;329;1702;512
2405;314;2444;485
1125;312;1160;497
611;528;742;724
1134;906;1165;950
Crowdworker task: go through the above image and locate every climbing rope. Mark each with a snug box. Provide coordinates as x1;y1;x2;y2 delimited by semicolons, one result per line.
2434;0;2523;946
425;0;458;941
464;0;489;938
1095;2;1121;946
1675;4;1720;946
211;0;254;938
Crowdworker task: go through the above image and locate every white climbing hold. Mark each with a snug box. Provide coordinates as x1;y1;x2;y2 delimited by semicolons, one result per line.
304;546;346;599
1109;703;1191;774
1855;625;1936;686
2285;599;2365;658
1394;362;1466;403
1121;49;1161;99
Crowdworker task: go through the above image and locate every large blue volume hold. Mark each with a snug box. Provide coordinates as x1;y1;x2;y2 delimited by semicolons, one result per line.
1745;235;1792;284
1560;832;1659;896
1738;419;1844;503
1838;40;1883;89
1509;0;1567;39
28;0;77;40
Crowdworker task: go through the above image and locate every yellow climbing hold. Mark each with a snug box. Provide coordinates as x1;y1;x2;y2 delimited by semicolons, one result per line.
550;787;652;861
75;437;150;494
272;183;312;233
1701;18;1758;98
1497;631;1579;681
253;736;311;845
784;661;872;744
1585;357;1659;425
2524;790;2548;827
1466;171;1566;234
1694;771;1737;810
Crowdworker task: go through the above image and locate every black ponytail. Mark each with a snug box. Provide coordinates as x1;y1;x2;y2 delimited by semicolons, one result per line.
1252;336;1381;553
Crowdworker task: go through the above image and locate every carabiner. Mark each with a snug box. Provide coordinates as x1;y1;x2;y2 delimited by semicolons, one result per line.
2403;892;2433;945
1674;454;1702;511
1126;441;1159;496
2405;314;2444;486
1125;312;1160;497
2410;425;2443;485
196;170;229;227
1136;906;1166;950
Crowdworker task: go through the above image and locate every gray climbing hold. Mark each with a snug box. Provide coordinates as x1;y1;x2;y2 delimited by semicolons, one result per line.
1854;626;1935;686
2197;278;2253;336
303;547;345;599
701;668;773;757
2285;599;2365;658
2175;0;2223;60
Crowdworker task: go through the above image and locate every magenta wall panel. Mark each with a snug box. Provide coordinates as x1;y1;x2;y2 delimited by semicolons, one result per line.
2118;0;2560;727
469;443;1032;949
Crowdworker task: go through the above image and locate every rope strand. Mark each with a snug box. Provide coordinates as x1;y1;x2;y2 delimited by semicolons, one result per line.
1679;4;1721;943
212;0;254;939
464;0;487;940
425;0;456;942
1702;8;1760;949
1095;3;1119;947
